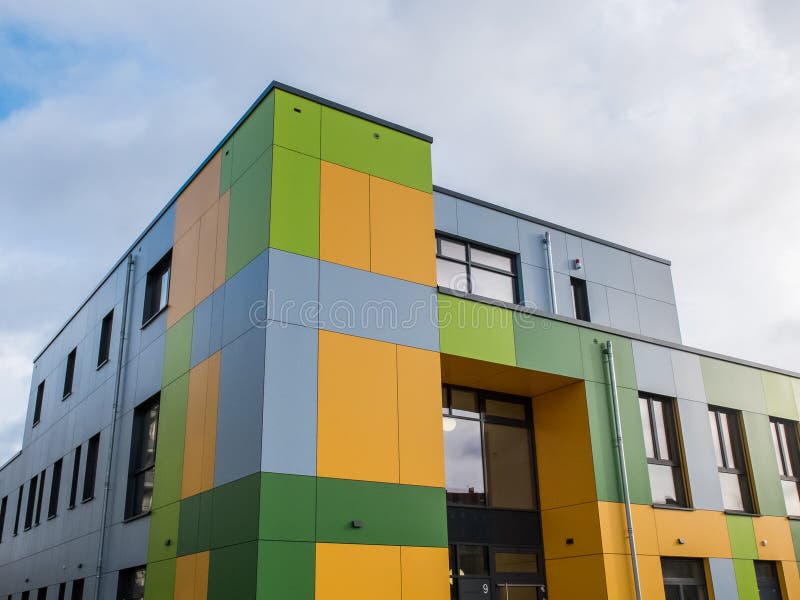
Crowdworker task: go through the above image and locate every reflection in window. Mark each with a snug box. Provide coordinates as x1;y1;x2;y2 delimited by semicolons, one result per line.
126;395;160;518
485;424;535;510
443;417;485;505
708;407;754;513
661;558;708;600
771;418;800;516
495;551;538;573
639;395;686;506
436;235;517;304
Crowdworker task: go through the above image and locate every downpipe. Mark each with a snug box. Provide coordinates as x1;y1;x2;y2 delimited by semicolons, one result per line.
543;232;558;313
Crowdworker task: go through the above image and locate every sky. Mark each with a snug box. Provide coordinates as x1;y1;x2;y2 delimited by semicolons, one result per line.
1;1;799;464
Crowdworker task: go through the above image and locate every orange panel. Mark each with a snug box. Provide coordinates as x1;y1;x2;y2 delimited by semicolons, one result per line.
167;221;200;327
174;553;196;600
599;502;659;556
397;346;445;487
545;555;608;600
194;202;219;305
181;353;219;498
213;191;229;291
541;502;603;560
317;331;399;483
369;176;436;286
753;516;796;561
780;561;800;599
200;352;220;492
604;553;665;600
653;508;730;558
175;152;222;240
316;543;401;600
400;546;449;600
320;161;370;271
194;551;209;599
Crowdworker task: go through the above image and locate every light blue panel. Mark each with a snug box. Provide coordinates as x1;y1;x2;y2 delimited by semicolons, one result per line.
433;190;458;234
222;251;268;347
586;282;610;326
267;249;319;327
636;296;681;343
262;322;318;476
191;291;213;368
677;398;724;510
708;558;738;600
582;239;635;292
319;261;439;351
133;334;164;407
632;341;676;397
671;350;706;402
606;287;641;334
519;263;552;313
216;326;266;486
631;255;676;304
104;517;149;570
565;234;585;279
518;221;567;271
456;200;519;252
209;284;225;356
133;204;176;284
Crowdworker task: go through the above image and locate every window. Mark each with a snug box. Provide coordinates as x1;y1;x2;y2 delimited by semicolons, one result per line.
126;396;160;518
37;587;47;600
755;561;783;600
770;419;800;516
436;235;517;304
709;407;754;513
49;459;63;519
117;566;146;600
63;348;77;398
0;495;7;542
570;277;590;321
69;446;82;509
640;395;687;507
71;579;84;600
13;485;23;535
22;592;30;600
24;475;38;530
83;434;100;502
662;558;708;600
98;310;114;367
57;584;66;600
142;251;171;324
33;381;45;426
34;468;46;525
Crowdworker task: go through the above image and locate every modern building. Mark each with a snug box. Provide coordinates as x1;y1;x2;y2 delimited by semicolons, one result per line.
1;81;799;600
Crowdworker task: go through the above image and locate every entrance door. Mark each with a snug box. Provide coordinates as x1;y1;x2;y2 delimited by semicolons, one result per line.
755;561;783;600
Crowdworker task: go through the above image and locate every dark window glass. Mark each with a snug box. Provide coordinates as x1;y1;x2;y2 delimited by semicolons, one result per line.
24;475;38;530
485;423;535;509
69;445;82;509
71;579;84;600
640;395;687;506
443;416;485;505
49;459;63;519
570;277;590;321
33;381;45;426
708;407;754;513
494;550;539;574
34;469;46;525
662;558;708;600
755;561;782;600
770;419;800;516
126;396;160;518
117;566;146;600
98;310;114;367
436;235;517;304
13;485;23;535
0;495;7;542
37;587;47;600
58;583;66;600
142;251;171;324
82;434;100;502
455;545;488;576
63;348;77;398
22;592;30;600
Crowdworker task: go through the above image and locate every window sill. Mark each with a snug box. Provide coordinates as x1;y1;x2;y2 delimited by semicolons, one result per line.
96;358;109;371
32;420;40;428
62;391;72;401
724;510;761;518
141;305;167;330
123;510;151;524
652;503;694;512
786;515;800;521
81;496;94;505
47;514;57;521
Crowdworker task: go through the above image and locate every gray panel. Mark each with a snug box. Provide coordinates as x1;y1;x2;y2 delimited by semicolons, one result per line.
606;287;641;334
707;558;738;600
677;398;724;511
132;204;175;284
262;322;317;476
132;334;164;409
318;262;439;352
586;282;610;326
636;296;681;343
456;200;519;252
267;249;319;327
554;272;575;319
581;239;635;292
517;221;567;271
632;341;676;397
221;251;268;347
519;263;552;313
631;254;676;304
671;350;707;402
103;518;149;571
565;234;585;279
215;326;266;486
433;191;458;234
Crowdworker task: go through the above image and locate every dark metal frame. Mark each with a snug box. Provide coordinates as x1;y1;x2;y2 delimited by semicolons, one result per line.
116;565;147;600
435;234;519;304
125;395;160;520
68;445;82;509
661;558;709;599
82;434;100;503
770;418;800;516
142;250;172;327
640;394;688;507
48;458;62;519
708;406;755;514
32;381;44;427
63;348;77;399
97;309;114;368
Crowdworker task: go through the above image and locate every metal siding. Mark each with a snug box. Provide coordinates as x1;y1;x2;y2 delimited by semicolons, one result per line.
632;340;677;397
221;251;268;347
267;249;320;328
432;190;458;234
677;398;725;511
582;239;635;292
631;254;677;304
606;287;641;334
456;199;519;252
636;295;682;343
708;557;740;599
671;350;707;402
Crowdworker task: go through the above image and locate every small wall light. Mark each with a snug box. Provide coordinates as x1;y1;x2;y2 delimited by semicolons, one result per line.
761;540;768;547
677;538;686;545
351;520;363;529
565;538;575;545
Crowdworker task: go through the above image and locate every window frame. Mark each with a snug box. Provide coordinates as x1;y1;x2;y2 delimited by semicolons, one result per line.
639;393;689;508
770;418;800;517
0;495;7;543
34;468;46;526
24;475;38;531
570;276;591;322
435;234;519;304
33;381;45;427
116;565;146;600
142;251;172;326
63;348;77;399
48;458;63;519
71;578;84;600
661;558;709;599
125;395;160;520
708;406;756;514
68;445;82;509
82;433;100;503
13;484;23;536
97;310;114;368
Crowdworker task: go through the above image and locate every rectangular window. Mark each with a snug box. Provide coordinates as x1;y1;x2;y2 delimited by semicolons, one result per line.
117;565;146;600
37;587;47;600
708;407;754;513
63;348;77;398
22;592;30;600
49;459;63;519
755;561;782;600
13;485;23;535
71;579;84;600
125;396;160;518
97;310;114;368
435;235;517;304
0;495;6;542
24;475;38;530
58;583;66;600
770;418;800;517
661;558;708;599
570;277;591;321
34;468;46;526
82;434;100;502
69;446;82;509
640;394;687;507
142;251;171;325
33;381;45;426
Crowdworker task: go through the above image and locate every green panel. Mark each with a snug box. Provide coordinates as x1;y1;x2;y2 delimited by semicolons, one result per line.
256;541;315;600
208;541;259;600
726;515;757;559
320;106;432;193
226;150;272;279
513;314;583;379
142;558;176;600
219;140;233;196
316;478;447;547
790;520;800;562
700;357;766;413
147;501;181;563
211;473;261;549
273;90;321;157
259;473;316;542
177;492;200;556
762;371;798;420
585;381;651;504
162;311;194;388
438;295;516;366
151;373;189;509
579;329;637;390
269;146;320;258
732;559;759;600
231;92;275;184
742;411;785;516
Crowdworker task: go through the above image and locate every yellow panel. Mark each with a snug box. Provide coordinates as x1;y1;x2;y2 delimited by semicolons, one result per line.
194;201;219;305
175;152;222;240
195;551;209;599
213;191;229;291
174;553;196;600
599;502;659;556
397;346;445;488
316;543;401;600
533;381;596;509
369;176;436;286
320;161;370;271
780;561;800;599
201;352;220;492
317;331;399;483
541;502;603;560
753;516;796;561
400;546;449;600
604;553;665;600
167;221;200;327
545;555;608;600
181;354;219;498
653;509;730;558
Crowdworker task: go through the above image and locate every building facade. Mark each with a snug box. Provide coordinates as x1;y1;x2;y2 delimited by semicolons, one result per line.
1;82;799;600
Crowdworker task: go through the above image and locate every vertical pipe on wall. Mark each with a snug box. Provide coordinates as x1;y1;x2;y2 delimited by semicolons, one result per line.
543;232;558;313
93;254;134;600
603;340;643;600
